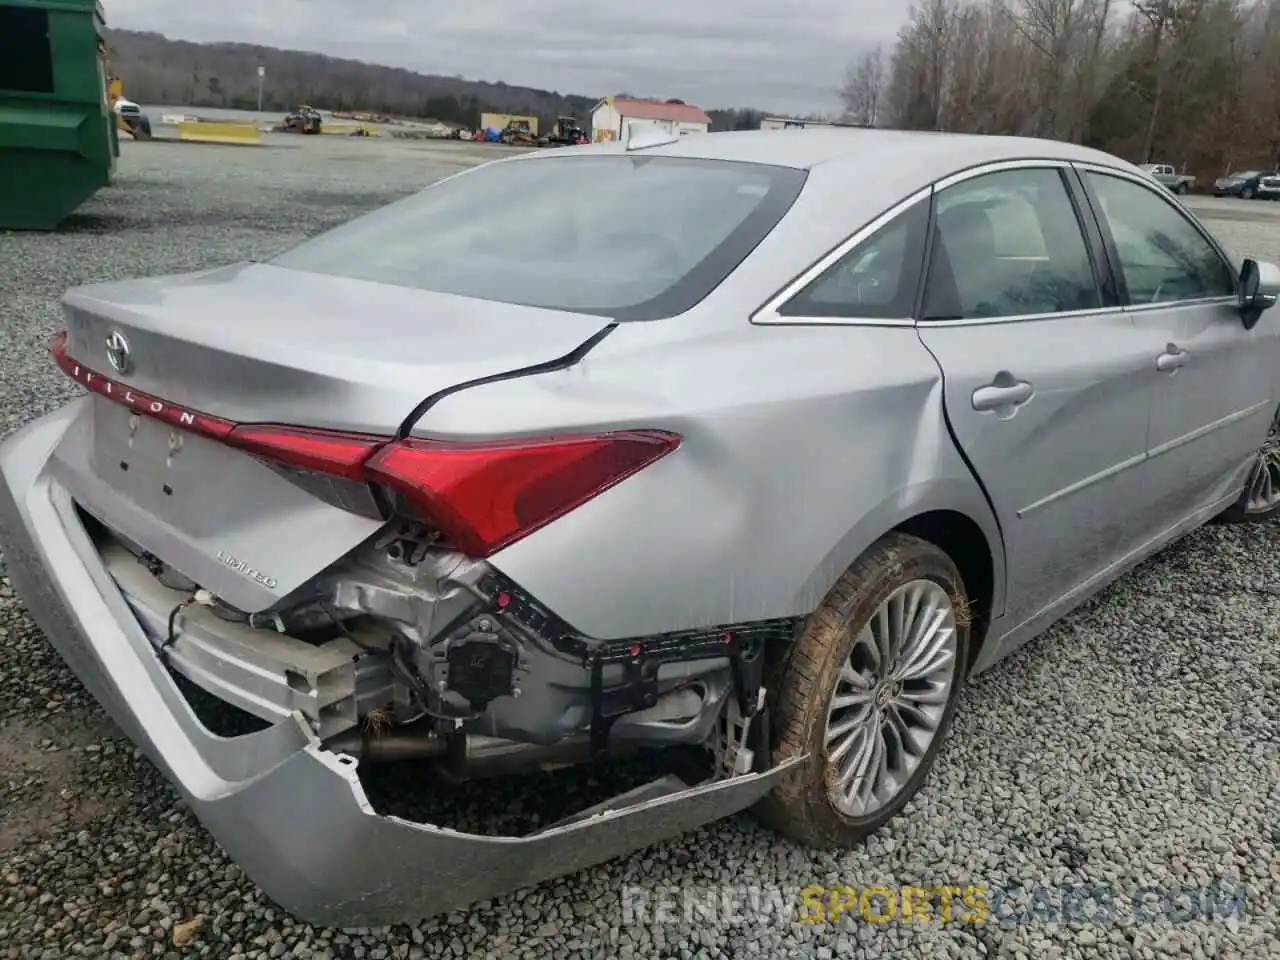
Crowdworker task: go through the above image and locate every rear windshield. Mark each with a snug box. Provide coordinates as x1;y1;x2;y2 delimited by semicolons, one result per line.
271;154;806;321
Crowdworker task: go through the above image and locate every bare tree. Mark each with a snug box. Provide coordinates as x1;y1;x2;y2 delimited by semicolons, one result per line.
1071;0;1115;141
1231;0;1280;167
111;10;1280;183
872;0;1280;187
1131;0;1202;163
839;46;885;125
944;2;1035;133
996;0;1080;137
884;0;957;130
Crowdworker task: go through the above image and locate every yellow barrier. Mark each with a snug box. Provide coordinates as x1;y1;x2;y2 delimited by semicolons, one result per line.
321;123;379;137
175;121;262;146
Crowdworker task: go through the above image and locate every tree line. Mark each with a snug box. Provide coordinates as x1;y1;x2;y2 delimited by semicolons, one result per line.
105;29;598;129
839;0;1280;182
102;29;774;133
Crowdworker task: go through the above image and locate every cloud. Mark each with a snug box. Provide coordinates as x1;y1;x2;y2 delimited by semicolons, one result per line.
103;0;906;113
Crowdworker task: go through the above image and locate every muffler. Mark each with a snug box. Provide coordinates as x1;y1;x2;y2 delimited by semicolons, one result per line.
438;734;617;780
323;726;636;778
323;719;448;763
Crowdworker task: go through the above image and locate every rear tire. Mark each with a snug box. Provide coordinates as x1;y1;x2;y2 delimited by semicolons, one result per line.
1243;186;1256;200
752;533;969;848
1218;408;1280;523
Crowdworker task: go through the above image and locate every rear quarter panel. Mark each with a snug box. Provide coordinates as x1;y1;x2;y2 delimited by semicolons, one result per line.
414;320;1004;640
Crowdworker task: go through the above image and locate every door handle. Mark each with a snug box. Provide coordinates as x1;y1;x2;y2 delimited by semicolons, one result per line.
972;376;1034;413
1156;345;1189;372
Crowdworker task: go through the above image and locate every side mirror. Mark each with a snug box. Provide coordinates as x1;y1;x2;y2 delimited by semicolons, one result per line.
1238;258;1280;330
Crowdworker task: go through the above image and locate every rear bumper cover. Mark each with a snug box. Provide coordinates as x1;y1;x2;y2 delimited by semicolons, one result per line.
0;401;798;927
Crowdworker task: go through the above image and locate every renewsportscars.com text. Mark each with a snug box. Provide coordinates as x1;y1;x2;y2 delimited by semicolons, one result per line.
619;883;1252;928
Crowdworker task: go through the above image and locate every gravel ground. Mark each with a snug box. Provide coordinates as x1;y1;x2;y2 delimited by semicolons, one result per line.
1;142;1278;959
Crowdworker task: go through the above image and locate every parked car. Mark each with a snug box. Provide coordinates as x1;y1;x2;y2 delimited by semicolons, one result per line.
1212;169;1276;199
1140;162;1196;193
3;129;1279;927
1259;172;1280;200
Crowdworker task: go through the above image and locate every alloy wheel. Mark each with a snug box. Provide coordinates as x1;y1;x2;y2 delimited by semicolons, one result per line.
1245;415;1280;513
822;579;958;818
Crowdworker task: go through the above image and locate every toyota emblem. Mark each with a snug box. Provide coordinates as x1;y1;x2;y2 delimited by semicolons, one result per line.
105;330;131;374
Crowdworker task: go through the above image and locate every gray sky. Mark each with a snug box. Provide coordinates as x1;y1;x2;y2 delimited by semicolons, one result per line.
105;0;906;114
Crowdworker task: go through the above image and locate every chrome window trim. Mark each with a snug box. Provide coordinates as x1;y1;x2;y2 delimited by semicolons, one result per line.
923;296;1235;328
1071;160;1239;301
932;157;1071;192
751;186;932;328
752;315;918;327
1072;160;1178;190
752;156;1231;329
922;306;1118;328
1124;296;1238;314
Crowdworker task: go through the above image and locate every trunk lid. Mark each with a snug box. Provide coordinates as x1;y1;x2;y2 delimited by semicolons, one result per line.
57;262;613;612
61;262;613;434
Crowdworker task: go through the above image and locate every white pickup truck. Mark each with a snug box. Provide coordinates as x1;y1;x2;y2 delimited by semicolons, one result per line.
112;97;153;140
1140;163;1196;194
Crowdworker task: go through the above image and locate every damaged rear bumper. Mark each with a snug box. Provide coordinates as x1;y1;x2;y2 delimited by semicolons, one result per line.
0;402;799;927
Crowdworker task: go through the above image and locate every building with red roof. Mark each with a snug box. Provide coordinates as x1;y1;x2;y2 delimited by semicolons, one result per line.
589;95;712;143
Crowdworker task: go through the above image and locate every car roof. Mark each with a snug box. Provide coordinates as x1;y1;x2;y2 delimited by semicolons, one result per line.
550;127;1146;179
501;129;1156;311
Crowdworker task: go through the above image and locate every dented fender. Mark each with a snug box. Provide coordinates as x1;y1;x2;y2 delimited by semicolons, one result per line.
415;322;1005;641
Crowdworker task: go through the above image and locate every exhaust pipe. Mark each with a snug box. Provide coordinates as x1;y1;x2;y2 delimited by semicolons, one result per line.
323;726;636;776
325;682;706;770
323;719;448;763
442;735;602;780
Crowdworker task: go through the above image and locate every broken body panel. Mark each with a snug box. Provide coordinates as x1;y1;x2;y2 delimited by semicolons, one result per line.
0;403;798;925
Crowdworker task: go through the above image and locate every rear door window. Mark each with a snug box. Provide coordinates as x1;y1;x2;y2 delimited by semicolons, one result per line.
777;197;929;319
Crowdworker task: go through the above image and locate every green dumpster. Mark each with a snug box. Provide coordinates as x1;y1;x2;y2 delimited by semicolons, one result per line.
0;0;116;231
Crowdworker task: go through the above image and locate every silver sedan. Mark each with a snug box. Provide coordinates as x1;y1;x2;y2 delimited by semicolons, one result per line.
2;127;1278;925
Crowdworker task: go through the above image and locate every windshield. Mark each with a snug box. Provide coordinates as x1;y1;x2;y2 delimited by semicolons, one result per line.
1232;171;1261;179
271;154;807;321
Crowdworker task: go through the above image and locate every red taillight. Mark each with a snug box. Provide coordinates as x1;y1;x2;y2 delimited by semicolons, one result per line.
364;431;679;557
51;330;680;558
231;428;680;557
225;424;383;481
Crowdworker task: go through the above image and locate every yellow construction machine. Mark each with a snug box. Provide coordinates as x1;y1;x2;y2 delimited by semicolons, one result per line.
275;105;324;134
499;118;538;146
